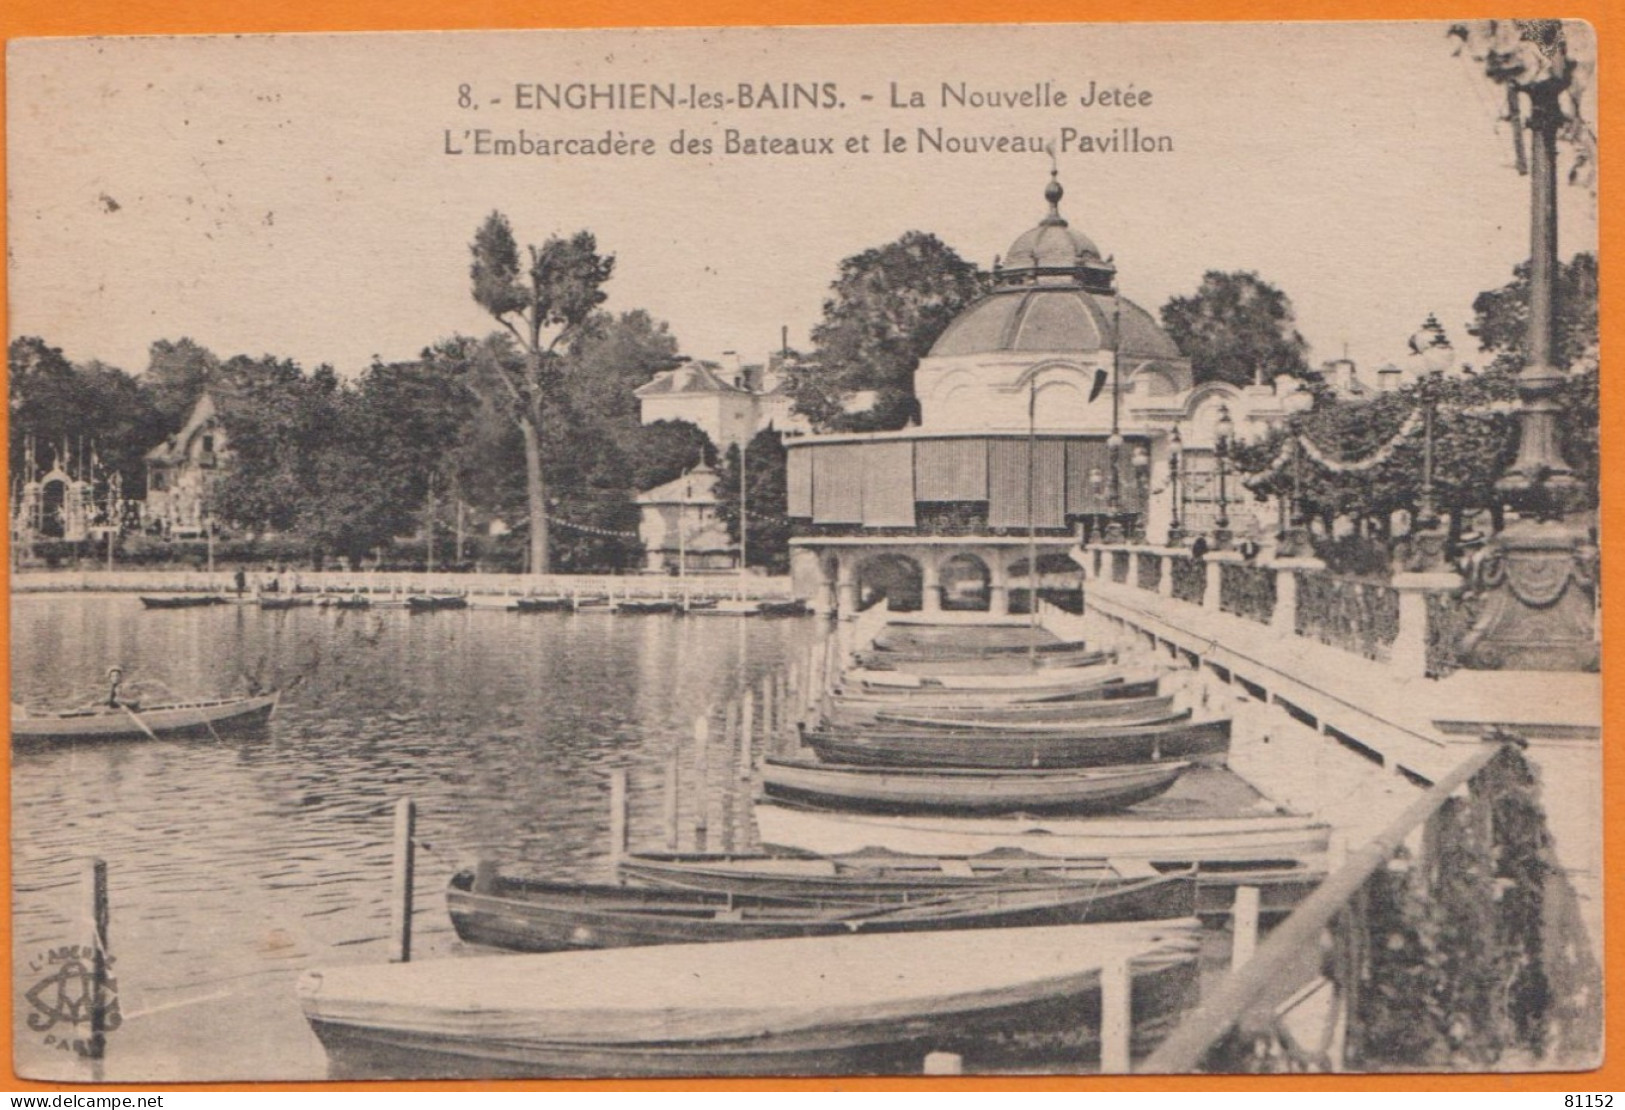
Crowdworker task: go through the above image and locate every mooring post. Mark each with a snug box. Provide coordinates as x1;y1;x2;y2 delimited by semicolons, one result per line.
81;858;110;1061
608;769;629;866
739;688;756;777
1099;956;1132;1075
762;676;776;763
664;746;681;852
473;858;499;896
1231;886;1261;968
389;798;416;964
693;716;711;852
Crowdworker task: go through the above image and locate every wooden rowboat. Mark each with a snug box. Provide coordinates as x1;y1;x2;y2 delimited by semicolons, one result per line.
853;648;1114;676
757;599;810;617
830;675;1162;710
139;594;228;609
11;691;280;745
754;802;1331;867
854;665;1123;693
804;716;1231;770
297;919;1201;1077
871;637;1089;659
872;693;1178;728
618;850;1323;920
614;598;681;615
446;867;1196;953
407;595;468;612
760;757;1190;815
872;624;1058;653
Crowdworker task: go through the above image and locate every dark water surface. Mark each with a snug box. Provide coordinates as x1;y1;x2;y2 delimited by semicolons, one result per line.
11;594;816;1080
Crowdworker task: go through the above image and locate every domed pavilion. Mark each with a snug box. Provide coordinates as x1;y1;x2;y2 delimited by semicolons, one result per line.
786;173;1302;617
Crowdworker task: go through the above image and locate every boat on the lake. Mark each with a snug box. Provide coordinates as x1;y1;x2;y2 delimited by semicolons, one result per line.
139;594;227;609
618;849;1322;920
446;866;1195;952
870;637;1090;659
11;691;280;745
852;667;1144;697
757;599;810;617
297;919;1201;1077
871;624;1058;654
406;594;469;612
760;757;1189;815
614;598;682;615
753;802;1331;866
853;648;1114;676
319;594;372;609
830;674;1162;710
869;693;1177;728
804;715;1230;769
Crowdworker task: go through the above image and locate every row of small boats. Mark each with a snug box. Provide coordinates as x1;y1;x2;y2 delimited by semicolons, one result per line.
295;618;1323;1077
140;593;808;616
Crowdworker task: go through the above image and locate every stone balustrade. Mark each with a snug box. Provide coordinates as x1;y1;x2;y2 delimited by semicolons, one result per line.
1086;542;1465;679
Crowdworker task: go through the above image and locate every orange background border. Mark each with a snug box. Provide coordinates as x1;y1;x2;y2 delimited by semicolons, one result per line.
0;0;1616;1094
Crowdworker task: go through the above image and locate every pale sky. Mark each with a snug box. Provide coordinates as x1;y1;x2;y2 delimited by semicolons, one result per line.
6;22;1599;380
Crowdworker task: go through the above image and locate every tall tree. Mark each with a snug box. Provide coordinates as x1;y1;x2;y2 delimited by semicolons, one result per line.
789;231;984;433
468;212;614;574
210;355;341;536
141;337;222;433
715;427;790;572
1160;271;1311;387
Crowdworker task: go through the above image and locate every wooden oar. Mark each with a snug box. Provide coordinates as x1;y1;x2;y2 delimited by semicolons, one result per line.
118;703;162;742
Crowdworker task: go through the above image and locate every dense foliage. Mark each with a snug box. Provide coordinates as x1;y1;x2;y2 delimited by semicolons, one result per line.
787;231;985;432
1160;271;1311;387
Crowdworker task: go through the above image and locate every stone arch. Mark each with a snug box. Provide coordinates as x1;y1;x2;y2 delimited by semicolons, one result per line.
854;551;924;612
938;551;992;611
38;476;69;538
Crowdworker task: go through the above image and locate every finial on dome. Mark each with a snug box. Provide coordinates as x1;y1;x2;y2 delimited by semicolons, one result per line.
1042;170;1067;227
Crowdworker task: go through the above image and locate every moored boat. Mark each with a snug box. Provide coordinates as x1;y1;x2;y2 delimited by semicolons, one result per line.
804;715;1230;769
513;597;573;613
614;598;681;615
760;757;1190;815
829;674;1162;710
753;801;1331;866
297;919;1201;1077
11;691;280;745
757;599;810;617
260;595;315;611
853;648;1114;676
871;693;1177;728
139;594;228;609
446;867;1196;953
406;594;469;612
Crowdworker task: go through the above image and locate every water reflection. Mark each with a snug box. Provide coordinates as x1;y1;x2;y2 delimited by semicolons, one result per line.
11;594;815;1081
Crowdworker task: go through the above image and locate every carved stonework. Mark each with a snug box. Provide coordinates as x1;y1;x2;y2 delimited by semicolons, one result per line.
1458;516;1598;672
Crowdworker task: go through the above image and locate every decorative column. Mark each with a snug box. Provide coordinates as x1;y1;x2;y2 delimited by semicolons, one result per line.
1269;556;1323;636
1393;572;1462;679
920;555;942;613
1461;47;1598;672
835;557;859;621
987;555;1010;616
1204;551;1241;611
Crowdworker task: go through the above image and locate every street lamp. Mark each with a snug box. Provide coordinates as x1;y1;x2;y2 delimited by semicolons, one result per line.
1103;432;1125;544
1131;443;1150;543
1167;423;1185;547
1411;315;1455;537
1213;404;1235;550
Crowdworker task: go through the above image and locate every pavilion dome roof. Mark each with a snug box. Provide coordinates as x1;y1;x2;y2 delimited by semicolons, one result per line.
928;173;1181;361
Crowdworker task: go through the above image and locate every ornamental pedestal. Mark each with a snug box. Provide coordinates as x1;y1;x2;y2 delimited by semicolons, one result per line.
1460;516;1598;672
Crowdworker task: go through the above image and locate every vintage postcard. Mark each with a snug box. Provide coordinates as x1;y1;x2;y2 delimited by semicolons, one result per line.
5;21;1605;1083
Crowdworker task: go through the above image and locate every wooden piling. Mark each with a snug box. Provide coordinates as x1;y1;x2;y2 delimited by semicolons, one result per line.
81;858;110;1060
608;769;629;865
473;858;500;896
1231;886;1261;968
693;716;711;852
1099;955;1132;1074
389;798;416;964
762;676;776;761
922;1052;962;1075
739;688;756;777
664;747;681;851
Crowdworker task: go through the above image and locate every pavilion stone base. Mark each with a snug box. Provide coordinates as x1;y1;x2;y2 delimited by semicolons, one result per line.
791;537;1080;620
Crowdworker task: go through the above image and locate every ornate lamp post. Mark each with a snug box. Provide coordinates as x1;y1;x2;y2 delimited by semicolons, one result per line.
1407;316;1454;570
1456;20;1598;671
1131;443;1150;543
1213;404;1235;550
1166;423;1185;547
1103;433;1125;544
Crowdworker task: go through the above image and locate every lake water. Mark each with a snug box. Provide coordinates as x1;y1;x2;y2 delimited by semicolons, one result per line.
10;594;817;1081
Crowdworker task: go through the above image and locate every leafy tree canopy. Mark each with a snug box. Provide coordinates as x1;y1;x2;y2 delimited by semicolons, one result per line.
1160;271;1311;387
789;231;984;433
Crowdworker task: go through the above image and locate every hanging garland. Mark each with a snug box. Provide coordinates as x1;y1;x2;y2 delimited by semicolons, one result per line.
1246;409;1423;483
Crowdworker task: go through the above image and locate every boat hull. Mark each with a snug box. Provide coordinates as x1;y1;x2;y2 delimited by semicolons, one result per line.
760;758;1189;815
139;595;227;609
831;676;1161;709
11;693;279;745
754;802;1331;866
447;869;1196;953
298;920;1201;1078
872;693;1177;727
804;717;1230;769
